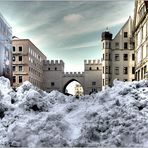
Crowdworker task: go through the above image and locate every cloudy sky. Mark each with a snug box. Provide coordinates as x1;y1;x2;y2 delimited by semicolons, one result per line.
0;0;135;72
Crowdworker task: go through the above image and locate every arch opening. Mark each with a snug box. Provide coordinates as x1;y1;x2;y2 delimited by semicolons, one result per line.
63;79;84;97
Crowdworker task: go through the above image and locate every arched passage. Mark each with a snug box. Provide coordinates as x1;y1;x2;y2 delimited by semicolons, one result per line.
63;79;84;96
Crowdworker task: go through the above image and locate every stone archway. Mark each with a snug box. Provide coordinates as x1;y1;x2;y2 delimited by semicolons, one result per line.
62;79;84;95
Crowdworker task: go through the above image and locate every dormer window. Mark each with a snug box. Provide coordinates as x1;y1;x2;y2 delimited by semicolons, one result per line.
139;4;146;19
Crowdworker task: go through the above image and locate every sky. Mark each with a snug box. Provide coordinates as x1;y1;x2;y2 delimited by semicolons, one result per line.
0;0;135;72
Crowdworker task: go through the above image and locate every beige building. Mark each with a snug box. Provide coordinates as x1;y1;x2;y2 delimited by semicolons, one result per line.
101;17;135;90
75;84;83;97
12;37;102;94
133;0;148;80
12;37;46;89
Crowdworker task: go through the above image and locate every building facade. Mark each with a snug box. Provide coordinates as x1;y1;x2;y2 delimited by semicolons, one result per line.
0;13;12;83
133;0;148;80
101;17;135;90
42;59;102;95
12;0;148;93
12;37;46;89
75;84;84;97
12;37;102;94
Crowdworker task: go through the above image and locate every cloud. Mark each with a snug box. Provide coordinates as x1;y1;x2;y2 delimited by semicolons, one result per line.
0;1;135;71
63;14;84;24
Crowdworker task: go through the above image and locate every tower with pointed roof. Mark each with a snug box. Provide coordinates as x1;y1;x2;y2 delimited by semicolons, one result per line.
101;17;135;90
101;30;112;90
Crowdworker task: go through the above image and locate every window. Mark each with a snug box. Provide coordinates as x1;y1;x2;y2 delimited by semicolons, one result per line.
115;67;119;75
51;82;55;86
106;42;108;48
146;45;148;56
132;54;135;61
123;67;128;74
124;79;128;82
103;66;104;74
55;67;57;70
109;54;111;60
124;32;128;38
115;54;119;61
19;46;22;52
124;42;128;49
138;70;140;81
141;67;144;79
19;66;23;71
19;76;23;83
12;66;15;71
105;78;108;85
19;56;22;61
109;66;111;74
141;26;144;40
139;5;146;19
109;42;111;49
103;54;104;60
92;82;96;85
13;76;16;83
97;67;99;70
105;66;108;74
89;67;92;70
103;79;104;86
144;65;147;74
115;42;119;49
123;54;128;61
48;68;50;70
105;53;108;60
132;79;135;81
13;46;15;52
12;56;15;61
132;67;135;74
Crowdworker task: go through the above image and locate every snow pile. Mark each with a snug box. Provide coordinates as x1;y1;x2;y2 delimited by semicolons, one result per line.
0;77;148;147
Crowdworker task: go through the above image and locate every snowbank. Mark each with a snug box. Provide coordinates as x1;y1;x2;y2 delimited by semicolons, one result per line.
0;77;148;147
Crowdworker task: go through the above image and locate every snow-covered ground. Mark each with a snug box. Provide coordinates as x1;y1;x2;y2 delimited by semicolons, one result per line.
0;76;148;147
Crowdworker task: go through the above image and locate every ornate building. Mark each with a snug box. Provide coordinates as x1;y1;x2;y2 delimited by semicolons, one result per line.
133;0;148;80
0;13;12;83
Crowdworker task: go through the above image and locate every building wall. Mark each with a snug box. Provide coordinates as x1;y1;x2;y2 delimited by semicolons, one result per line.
111;49;135;83
84;60;102;94
42;59;102;95
12;38;46;89
133;0;148;80
75;84;84;97
102;17;135;90
28;40;46;88
42;60;64;92
0;13;12;83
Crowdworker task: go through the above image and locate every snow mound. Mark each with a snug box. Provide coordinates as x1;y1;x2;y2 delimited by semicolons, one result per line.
0;77;148;147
